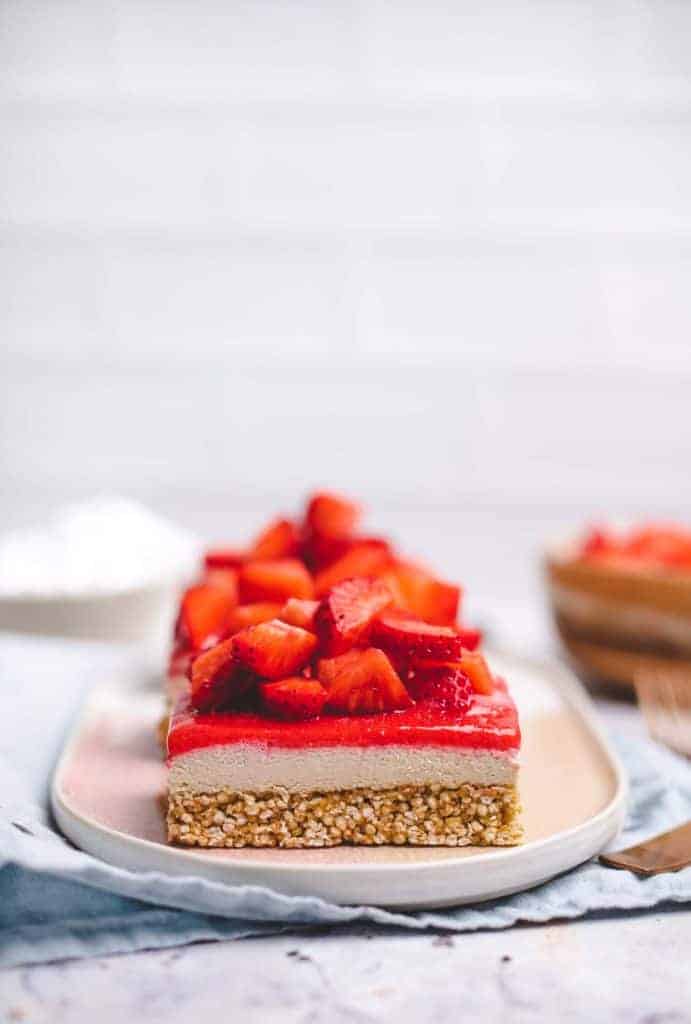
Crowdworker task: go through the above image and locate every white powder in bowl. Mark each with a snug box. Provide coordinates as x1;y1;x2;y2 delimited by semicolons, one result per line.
0;497;201;597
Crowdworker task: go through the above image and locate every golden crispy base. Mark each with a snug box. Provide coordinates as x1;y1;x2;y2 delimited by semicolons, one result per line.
167;782;522;849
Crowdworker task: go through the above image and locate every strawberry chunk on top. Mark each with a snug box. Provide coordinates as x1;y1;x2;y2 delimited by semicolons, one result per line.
385;561;460;626
225;602;284;635
239;558;314;603
315;576;393;656
259;677;328;720
319;648;413;715
306;491;361;538
232;619;317;680
316;647;363;689
302;532;352;571
279;597;319;631
203;568;239;602
454;626;482;652
409;651;493;697
248;517;300;561
188;638;254;712
457;651;494;695
314;541;392;596
175;583;237;650
371;611;467;662
204;548;245;570
405;661;473;711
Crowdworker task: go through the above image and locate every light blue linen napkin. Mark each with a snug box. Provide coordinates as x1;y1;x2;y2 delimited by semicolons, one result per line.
2;634;690;967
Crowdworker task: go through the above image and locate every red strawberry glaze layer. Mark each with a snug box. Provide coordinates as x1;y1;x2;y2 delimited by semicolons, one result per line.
167;681;520;759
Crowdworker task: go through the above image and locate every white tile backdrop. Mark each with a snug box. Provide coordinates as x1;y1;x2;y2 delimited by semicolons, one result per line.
2;0;691;607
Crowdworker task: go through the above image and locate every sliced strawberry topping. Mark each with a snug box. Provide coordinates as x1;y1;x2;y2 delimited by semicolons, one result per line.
172;492;497;722
259;677;328;720
406;661;473;711
302;532;352;571
239;558;314;603
279;597;319;631
579;523;691;570
248;517;300;561
371;611;467;662
175;584;237;650
306;492;361;538
581;527;610;558
204;547;245;570
321;647;413;715
385;561;460;626
225;602;283;635
315;577;393;656
314;541;392;596
316;647;362;689
232;619;317;680
454;626;482;651
188;638;254;712
203;568;239;602
457;650;494;695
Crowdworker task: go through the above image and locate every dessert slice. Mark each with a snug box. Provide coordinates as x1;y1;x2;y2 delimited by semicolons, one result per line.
166;659;521;849
546;523;691;688
166;520;522;848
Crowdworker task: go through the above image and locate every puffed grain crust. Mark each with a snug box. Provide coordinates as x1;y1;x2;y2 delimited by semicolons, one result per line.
167;782;522;848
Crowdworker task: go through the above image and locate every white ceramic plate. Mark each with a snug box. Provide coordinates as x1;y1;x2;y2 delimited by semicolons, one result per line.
52;651;626;910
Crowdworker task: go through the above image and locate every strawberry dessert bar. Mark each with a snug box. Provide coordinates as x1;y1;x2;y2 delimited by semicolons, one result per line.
166;493;522;849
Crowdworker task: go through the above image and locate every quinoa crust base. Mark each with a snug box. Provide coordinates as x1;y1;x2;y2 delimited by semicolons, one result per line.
167;782;522;849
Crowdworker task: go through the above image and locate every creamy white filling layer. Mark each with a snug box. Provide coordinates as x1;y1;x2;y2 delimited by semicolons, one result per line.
169;743;519;794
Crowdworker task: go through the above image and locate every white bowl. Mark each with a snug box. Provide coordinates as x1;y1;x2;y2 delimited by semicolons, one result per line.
0;581;180;652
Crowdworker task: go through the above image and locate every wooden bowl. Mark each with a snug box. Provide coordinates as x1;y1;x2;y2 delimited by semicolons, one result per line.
544;541;691;692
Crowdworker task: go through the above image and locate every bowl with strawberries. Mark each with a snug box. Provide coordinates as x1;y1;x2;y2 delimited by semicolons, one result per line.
545;522;691;691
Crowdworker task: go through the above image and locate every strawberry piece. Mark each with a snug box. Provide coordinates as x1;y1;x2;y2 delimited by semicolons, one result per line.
232;619;317;679
579;524;691;570
304;533;392;573
302;532;352;571
279;597;319;631
315;577;393;656
239;558;314;603
426;581;461;625
314;541;392;596
259;677;327;720
406;661;473;710
581;527;611;558
248;517;300;561
454;626;482;651
371;611;466;662
625;526;691;568
225;602;283;635
175;584;237;650
188;638;254;711
321;648;413;715
306;492;361;538
203;567;239;602
458;651;494;695
204;547;245;570
317;648;363;689
384;561;460;626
